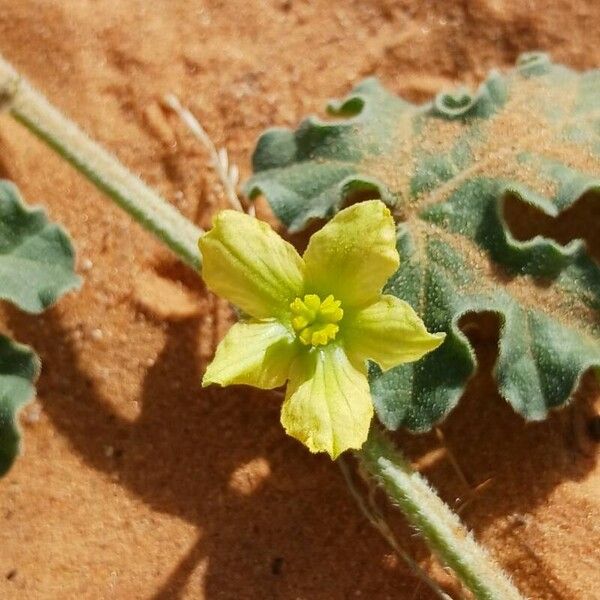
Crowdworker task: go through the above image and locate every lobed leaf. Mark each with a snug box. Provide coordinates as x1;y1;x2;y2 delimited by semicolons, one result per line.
0;179;80;313
0;179;80;475
0;335;39;476
245;53;600;430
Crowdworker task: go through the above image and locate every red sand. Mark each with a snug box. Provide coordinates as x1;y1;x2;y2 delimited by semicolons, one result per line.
0;1;599;598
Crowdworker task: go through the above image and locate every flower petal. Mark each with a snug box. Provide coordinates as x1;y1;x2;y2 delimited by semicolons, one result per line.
199;210;304;319
280;345;373;459
203;321;297;389
344;295;446;371
302;201;399;308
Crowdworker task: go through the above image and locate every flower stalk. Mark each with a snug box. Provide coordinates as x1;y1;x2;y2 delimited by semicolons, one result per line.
0;53;202;270
358;428;523;600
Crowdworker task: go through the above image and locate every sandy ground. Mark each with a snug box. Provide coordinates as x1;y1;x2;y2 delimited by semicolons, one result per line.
0;1;599;598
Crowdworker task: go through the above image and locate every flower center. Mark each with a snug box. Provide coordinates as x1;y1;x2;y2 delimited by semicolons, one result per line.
289;294;344;346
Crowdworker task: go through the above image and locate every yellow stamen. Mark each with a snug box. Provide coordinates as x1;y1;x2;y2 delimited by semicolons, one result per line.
290;294;343;346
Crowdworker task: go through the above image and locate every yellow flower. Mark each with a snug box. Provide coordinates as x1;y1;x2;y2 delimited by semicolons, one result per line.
200;201;445;458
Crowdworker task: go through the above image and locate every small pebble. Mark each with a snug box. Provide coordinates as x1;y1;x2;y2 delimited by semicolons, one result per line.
90;328;104;341
228;458;271;496
81;258;93;272
22;402;42;425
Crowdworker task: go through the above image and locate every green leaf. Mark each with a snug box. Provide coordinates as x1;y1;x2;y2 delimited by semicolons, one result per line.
0;179;79;475
0;335;39;476
0;179;80;313
245;53;600;430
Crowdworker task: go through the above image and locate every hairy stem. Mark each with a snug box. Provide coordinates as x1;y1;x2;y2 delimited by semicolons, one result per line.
358;428;523;600
0;54;202;270
338;457;453;600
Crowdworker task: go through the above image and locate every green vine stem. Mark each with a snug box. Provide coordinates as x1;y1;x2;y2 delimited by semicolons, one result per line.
0;54;202;270
338;457;453;600
358;428;523;600
1;52;522;600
